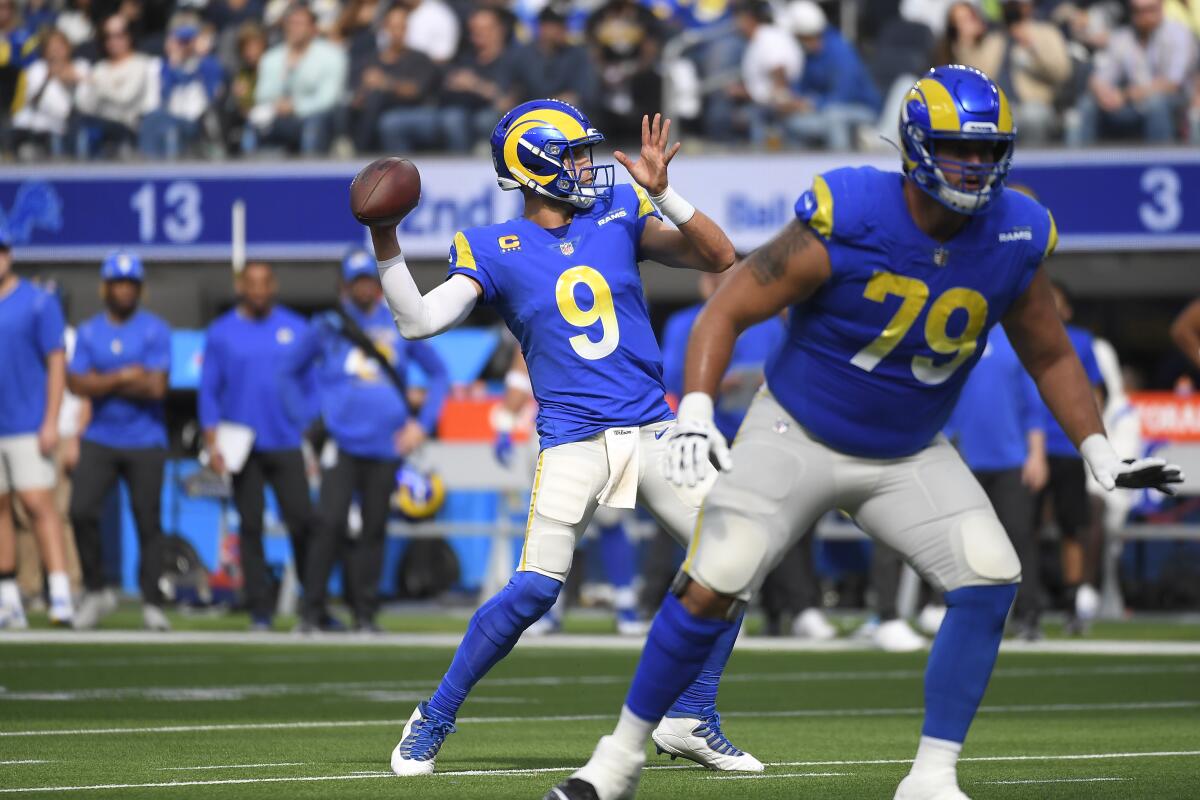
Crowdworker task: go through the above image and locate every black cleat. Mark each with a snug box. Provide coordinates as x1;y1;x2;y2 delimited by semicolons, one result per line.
543;778;600;800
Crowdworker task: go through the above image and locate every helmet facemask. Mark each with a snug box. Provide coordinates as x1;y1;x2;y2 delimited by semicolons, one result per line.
915;131;1013;215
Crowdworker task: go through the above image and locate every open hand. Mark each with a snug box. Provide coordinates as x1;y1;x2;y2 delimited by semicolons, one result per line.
614;113;680;196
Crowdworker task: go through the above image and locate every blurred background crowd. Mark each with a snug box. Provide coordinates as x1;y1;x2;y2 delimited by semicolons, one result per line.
0;0;1197;160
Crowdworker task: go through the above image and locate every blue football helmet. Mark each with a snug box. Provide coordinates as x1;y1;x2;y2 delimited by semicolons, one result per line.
900;65;1016;215
100;250;145;282
490;99;613;209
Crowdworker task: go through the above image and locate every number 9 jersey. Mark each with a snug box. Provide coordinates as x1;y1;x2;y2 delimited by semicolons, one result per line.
447;183;672;449
768;165;1058;459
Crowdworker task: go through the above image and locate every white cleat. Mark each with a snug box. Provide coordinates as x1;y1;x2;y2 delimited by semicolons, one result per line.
73;589;118;630
1075;583;1100;621
390;701;455;776
792;607;837;640
916;604;947;636
545;735;645;800
0;604;29;630
873;619;927;653
142;604;171;632
894;770;971;799
615;617;649;636
49;596;74;627
651;712;764;772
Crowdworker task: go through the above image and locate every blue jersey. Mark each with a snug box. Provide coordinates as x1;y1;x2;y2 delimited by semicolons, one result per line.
447;183;672;448
285;300;450;460
1041;324;1103;458
0;279;64;436
769;166;1057;459
199;306;316;451
945;327;1042;472
70;309;171;449
662;303;786;441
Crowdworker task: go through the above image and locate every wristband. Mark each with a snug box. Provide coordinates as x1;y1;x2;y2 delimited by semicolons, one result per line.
377;253;407;273
504;369;533;395
490;406;516;434
650;185;697;227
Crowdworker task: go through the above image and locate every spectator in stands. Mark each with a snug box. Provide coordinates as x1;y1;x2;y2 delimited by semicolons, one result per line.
901;0;960;38
934;1;986;66
56;0;96;59
289;249;449;634
0;0;40;127
332;0;384;86
710;0;801;144
67;253;171;632
245;3;346;155
357;4;439;154
438;6;518;153
74;14;159;158
399;0;459;64
206;0;265;34
9;29;88;159
945;327;1048;640
139;13;224;159
0;228;74;630
262;0;339;35
776;0;881;150
510;6;599;108
586;0;667;143
1067;0;1197;145
944;0;1073;143
199;261;317;630
224;21;266;154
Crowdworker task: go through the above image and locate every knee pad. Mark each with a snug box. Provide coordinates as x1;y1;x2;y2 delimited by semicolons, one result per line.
476;571;563;643
685;508;770;599
954;511;1022;586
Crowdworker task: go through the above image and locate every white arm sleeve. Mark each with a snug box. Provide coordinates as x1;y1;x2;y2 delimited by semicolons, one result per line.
377;254;479;339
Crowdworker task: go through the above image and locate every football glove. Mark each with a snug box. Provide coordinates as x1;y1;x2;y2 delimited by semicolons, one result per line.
663;392;732;488
1080;434;1184;495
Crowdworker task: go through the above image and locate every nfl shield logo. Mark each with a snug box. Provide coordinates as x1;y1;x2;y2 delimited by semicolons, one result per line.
933;248;950;267
559;241;575;256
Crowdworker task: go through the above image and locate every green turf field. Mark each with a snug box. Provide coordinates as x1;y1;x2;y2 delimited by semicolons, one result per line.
3;631;1199;798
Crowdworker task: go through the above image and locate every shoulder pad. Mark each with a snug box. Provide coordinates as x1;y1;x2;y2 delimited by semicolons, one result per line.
794;166;879;241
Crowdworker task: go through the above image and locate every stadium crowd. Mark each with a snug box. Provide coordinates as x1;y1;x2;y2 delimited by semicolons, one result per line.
0;0;1197;159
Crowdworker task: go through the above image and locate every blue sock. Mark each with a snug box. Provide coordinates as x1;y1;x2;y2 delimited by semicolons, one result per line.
923;583;1017;742
427;572;561;721
624;594;735;723
669;611;743;719
598;522;635;590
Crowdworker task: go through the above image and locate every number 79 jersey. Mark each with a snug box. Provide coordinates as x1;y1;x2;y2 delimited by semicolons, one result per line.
768;166;1058;459
447;183;672;449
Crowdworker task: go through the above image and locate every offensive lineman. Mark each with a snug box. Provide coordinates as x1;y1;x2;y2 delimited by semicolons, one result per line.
364;99;763;776
547;65;1182;800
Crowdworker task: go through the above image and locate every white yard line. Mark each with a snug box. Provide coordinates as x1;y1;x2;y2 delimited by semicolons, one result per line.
4;630;1200;655
1;700;1195;739
980;777;1128;785
706;772;851;780
0;760;49;765
6;663;1197;700
0;751;1194;793
156;763;305;771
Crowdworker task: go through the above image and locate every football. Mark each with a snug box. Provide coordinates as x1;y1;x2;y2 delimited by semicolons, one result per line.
350;157;421;226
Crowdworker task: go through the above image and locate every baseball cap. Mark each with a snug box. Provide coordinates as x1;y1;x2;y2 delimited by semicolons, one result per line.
788;0;827;36
100;251;145;282
341;248;376;281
